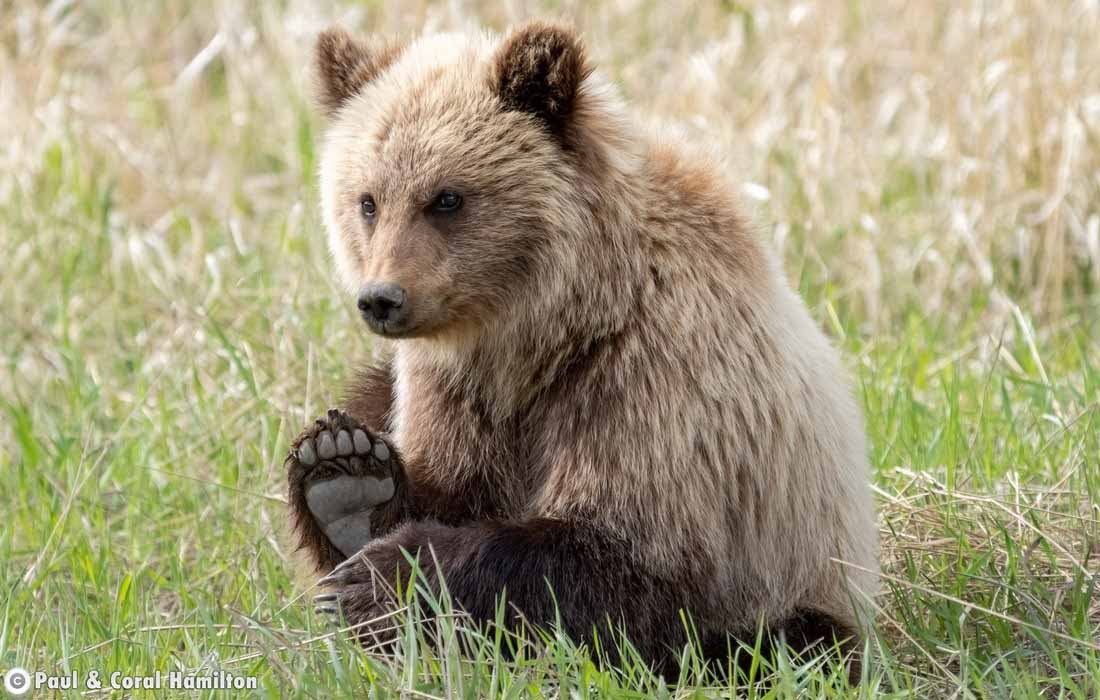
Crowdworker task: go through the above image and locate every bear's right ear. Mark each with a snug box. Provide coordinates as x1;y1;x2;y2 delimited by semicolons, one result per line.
313;27;403;117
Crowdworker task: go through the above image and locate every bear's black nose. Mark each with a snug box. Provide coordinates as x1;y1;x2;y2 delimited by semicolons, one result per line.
358;282;408;325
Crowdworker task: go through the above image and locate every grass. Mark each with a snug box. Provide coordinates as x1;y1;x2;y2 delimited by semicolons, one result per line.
2;0;1098;697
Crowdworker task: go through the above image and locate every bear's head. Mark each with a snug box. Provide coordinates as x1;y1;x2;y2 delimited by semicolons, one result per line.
315;22;609;342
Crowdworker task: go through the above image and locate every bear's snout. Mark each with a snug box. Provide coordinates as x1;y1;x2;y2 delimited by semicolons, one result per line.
358;281;409;333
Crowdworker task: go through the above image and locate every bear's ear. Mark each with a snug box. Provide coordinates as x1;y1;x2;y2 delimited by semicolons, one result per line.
491;22;590;136
313;27;403;117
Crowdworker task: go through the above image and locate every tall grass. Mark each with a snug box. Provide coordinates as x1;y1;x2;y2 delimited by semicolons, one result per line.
1;0;1098;697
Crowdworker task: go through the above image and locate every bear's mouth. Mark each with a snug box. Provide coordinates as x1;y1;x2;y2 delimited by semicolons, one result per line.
362;315;421;339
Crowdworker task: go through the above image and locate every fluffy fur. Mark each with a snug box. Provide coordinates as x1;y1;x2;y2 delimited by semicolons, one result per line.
294;21;879;676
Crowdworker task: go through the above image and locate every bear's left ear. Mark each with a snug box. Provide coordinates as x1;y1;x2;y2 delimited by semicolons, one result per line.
491;22;591;137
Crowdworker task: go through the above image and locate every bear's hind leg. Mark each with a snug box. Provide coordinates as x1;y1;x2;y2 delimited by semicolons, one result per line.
699;609;863;685
286;409;399;572
766;609;863;684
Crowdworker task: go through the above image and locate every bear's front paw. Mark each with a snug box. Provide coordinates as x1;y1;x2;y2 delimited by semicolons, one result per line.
286;409;398;570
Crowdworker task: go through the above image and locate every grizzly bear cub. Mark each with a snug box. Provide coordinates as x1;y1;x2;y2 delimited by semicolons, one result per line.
285;21;879;677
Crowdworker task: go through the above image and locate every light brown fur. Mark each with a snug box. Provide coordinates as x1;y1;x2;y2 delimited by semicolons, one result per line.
304;21;878;669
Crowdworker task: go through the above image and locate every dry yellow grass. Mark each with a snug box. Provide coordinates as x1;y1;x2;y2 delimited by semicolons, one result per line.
5;1;1098;321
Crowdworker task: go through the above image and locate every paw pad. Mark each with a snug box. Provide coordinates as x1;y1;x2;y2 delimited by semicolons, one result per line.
298;440;317;466
353;429;371;454
335;430;353;456
317;431;336;460
372;441;390;462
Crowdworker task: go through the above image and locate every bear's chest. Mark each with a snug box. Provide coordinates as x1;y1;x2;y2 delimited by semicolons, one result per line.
392;368;543;521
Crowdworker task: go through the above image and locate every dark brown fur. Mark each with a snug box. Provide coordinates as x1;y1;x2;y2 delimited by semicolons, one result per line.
343;363;395;431
491;22;592;137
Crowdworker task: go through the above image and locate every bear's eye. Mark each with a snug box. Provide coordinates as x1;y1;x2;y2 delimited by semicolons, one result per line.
359;194;376;219
432;191;462;213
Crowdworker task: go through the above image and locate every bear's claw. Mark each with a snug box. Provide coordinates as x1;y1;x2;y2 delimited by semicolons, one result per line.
313;592;342;619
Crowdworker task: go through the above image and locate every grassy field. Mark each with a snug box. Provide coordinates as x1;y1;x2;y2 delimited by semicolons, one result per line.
2;0;1099;697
